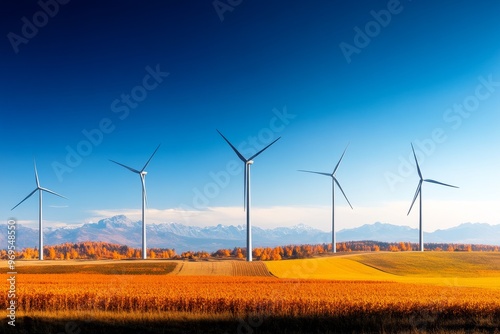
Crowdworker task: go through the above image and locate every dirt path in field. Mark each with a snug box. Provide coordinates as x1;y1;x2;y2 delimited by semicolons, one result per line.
172;260;272;276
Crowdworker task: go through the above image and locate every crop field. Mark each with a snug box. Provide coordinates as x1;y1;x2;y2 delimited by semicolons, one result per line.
171;259;272;276
4;253;500;333
266;252;500;289
16;259;271;276
351;252;500;277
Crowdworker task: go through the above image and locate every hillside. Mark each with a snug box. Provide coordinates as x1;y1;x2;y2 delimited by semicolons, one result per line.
265;252;500;289
349;252;500;277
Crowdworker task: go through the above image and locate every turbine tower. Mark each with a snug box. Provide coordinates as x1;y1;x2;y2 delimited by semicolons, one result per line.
12;160;67;260
217;130;280;262
407;144;458;252
110;144;160;259
298;145;353;253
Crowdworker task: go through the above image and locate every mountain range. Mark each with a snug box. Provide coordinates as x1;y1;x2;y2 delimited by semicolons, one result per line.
2;215;499;252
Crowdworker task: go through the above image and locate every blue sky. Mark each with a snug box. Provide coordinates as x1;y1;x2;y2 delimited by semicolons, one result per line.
1;0;499;232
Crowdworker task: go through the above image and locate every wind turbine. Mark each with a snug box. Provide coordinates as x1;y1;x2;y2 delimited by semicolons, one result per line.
407;144;458;252
12;160;67;260
217;130;280;262
298;145;353;253
110;144;160;259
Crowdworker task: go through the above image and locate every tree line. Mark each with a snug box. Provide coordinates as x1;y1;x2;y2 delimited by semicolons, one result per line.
1;240;498;261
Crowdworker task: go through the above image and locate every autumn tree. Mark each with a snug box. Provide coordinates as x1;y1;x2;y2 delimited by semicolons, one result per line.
48;247;57;260
389;245;399;252
70;249;79;259
270;247;282;260
253;248;263;259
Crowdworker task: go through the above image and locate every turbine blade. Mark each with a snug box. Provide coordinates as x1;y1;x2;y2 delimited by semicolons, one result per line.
411;143;423;180
109;159;141;174
333;177;353;209
217;130;247;163
11;188;38;210
142;144;161;172
297;170;332;177
33;159;40;188
40;187;67;200
407;180;422;215
332;144;349;175
424;179;459;188
249;136;281;161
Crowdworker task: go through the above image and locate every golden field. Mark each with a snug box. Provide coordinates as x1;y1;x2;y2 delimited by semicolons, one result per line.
266;252;500;289
4;252;500;333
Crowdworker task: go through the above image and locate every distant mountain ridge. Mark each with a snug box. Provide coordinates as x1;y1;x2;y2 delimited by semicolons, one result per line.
2;215;499;252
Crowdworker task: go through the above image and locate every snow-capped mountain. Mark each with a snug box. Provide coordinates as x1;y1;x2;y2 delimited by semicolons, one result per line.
1;215;499;252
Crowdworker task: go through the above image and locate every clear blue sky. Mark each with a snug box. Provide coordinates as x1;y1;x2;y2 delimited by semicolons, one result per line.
1;0;499;232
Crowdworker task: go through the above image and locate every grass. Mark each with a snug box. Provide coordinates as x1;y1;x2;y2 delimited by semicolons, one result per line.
17;259;273;276
265;256;397;280
265;252;500;289
349;252;500;277
17;261;178;275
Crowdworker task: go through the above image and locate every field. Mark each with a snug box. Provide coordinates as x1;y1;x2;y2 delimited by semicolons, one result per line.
4;252;500;333
266;252;500;289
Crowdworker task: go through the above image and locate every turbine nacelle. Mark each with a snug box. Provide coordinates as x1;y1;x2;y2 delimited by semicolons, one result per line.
246;160;254;165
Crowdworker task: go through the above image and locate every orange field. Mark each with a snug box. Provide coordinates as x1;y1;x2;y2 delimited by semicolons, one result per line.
5;272;500;333
13;274;500;315
5;254;500;333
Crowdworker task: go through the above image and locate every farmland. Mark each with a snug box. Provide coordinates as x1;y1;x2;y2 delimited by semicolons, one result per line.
266;252;500;289
4;252;500;333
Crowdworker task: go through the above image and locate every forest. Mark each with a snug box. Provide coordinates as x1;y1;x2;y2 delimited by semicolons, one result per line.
2;240;498;261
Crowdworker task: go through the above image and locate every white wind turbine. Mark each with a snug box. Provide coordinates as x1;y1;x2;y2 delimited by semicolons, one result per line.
299;145;353;253
110;144;160;259
217;130;280;262
407;143;459;252
12;160;67;260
